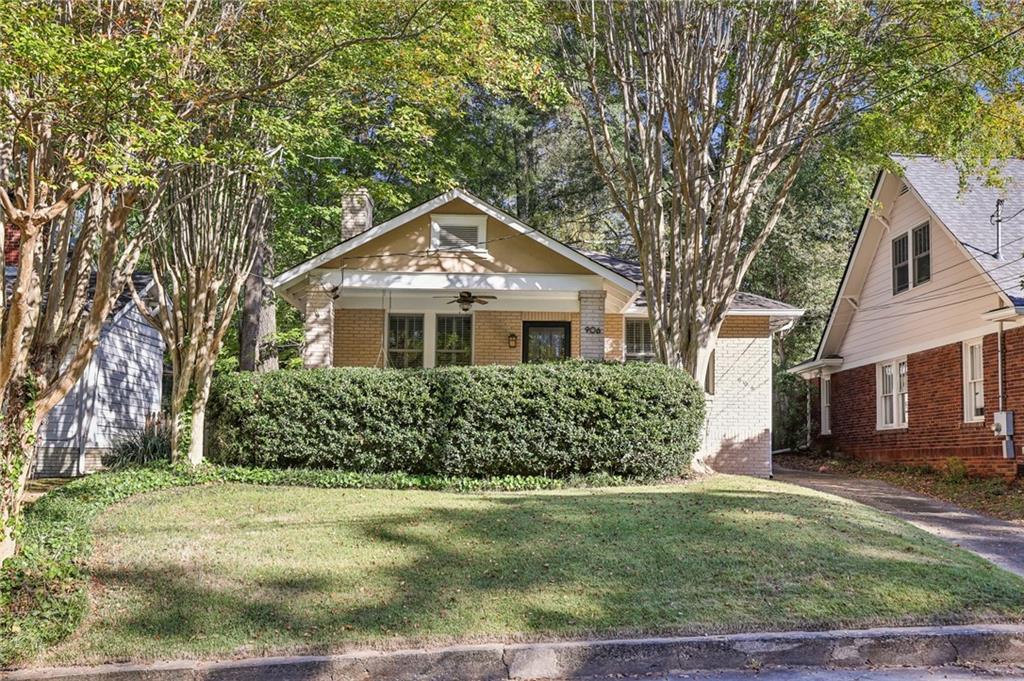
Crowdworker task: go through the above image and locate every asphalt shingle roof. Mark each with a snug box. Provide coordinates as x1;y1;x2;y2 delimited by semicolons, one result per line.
583;250;800;313
894;154;1024;305
3;267;152;318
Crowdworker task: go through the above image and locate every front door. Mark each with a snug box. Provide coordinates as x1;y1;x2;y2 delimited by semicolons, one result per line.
522;321;571;362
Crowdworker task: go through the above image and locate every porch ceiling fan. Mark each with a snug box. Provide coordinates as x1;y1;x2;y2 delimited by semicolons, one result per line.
434;290;497;311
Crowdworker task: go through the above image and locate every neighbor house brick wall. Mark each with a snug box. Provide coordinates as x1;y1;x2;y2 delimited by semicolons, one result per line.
4;223;18;265
333;308;385;367
703;315;773;477
820;327;1021;480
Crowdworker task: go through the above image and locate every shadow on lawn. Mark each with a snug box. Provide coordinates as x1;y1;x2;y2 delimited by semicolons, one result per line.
80;484;1024;662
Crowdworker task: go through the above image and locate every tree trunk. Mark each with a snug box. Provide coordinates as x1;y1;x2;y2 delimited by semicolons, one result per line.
239;220;278;372
0;401;38;565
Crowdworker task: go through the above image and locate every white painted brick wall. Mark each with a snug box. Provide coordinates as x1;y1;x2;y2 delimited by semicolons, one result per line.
578;290;606;360
702;333;773;477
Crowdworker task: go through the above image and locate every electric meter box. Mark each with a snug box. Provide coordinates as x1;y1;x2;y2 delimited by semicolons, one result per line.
993;410;1015;437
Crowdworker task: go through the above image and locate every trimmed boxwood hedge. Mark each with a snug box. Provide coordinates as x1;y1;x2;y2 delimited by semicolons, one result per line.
207;362;704;479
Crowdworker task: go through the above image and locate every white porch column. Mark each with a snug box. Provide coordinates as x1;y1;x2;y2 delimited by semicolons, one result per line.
578;290;607;361
303;283;335;368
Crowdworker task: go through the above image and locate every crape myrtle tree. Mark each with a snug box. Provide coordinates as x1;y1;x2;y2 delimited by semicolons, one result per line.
0;1;193;562
558;0;1024;412
0;0;447;562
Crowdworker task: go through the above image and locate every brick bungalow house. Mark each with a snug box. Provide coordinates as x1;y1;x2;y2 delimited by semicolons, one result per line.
792;155;1024;479
273;188;803;477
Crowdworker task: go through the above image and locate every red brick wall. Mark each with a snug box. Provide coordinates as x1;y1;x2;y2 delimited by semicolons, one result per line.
3;223;18;265
818;328;1020;479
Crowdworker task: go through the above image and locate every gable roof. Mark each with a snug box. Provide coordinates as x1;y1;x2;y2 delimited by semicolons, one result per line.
583;250;803;316
808;155;1024;367
895;154;1024;305
273;188;638;294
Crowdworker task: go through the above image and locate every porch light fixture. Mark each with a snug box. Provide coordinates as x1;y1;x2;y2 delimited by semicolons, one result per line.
507;333;518;349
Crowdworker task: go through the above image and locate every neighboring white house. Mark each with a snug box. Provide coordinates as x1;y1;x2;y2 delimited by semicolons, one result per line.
27;274;165;477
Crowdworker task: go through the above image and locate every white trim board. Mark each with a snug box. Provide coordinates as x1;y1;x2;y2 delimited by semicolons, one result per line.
319;269;608;293
273;188;639;294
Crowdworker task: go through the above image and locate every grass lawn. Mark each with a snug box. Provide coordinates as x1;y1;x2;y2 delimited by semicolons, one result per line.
40;475;1024;666
776;452;1024;523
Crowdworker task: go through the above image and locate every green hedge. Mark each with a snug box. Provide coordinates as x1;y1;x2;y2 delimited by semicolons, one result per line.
208;362;704;479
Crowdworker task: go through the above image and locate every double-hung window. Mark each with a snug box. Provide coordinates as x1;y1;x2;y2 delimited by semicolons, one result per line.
387;314;425;368
625;319;655;362
912;223;930;285
963;339;984;422
877;357;908;429
821;376;831;435
892;223;930;295
436;314;472;366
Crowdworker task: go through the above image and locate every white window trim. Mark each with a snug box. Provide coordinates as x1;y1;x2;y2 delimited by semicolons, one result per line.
962;338;985;423
891;221;930;296
624;318;655;362
876;356;908;430
430;213;487;253
434;312;474;367
820;375;832;435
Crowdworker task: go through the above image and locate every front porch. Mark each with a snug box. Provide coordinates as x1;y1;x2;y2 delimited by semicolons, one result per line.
290;271;628;368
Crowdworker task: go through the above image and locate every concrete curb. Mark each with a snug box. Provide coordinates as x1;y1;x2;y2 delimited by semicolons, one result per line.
6;624;1024;681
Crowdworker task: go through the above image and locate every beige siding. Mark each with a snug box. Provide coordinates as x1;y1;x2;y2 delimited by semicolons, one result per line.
837;189;1002;368
324;198;594;276
703;315;773;477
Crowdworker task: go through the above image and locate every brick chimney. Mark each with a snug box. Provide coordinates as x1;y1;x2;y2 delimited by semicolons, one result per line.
340;188;374;241
3;223;19;265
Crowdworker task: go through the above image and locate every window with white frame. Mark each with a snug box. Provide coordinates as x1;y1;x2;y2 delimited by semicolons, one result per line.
435;314;472;366
891;234;909;295
625;319;655;362
912;223;930;285
430;214;486;252
821;376;831;435
387;314;425;368
892;223;930;295
963;339;984;422
877;358;908;429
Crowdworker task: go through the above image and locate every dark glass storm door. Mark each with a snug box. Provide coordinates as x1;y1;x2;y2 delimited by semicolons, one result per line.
522;321;571;362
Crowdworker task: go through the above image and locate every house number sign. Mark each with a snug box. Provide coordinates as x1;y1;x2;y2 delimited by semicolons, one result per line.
584;326;603;335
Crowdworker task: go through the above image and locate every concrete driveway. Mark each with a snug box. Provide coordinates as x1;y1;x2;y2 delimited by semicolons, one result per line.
775;468;1024;579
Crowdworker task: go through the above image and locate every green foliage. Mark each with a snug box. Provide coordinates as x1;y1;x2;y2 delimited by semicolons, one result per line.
0;462;629;665
944;457;970;484
207;363;704;479
102;420;171;471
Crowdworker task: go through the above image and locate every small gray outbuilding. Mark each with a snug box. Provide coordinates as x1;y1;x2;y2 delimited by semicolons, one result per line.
29;273;165;477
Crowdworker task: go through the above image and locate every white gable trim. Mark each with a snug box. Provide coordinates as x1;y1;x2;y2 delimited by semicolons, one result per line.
272;188;638;294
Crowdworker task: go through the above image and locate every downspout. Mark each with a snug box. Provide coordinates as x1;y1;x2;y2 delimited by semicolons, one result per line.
999;321;1005;413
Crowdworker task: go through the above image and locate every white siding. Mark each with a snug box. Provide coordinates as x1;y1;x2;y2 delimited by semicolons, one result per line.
89;306;163;449
837;190;1003;368
33;305;164;476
